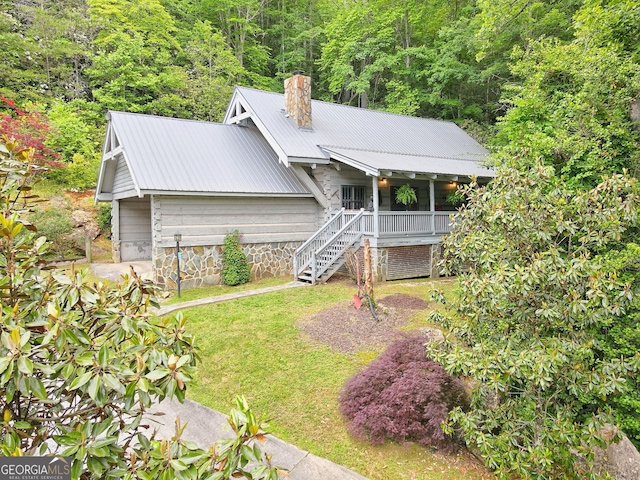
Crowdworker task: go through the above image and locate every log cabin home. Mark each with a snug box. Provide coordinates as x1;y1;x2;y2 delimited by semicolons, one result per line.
95;73;493;289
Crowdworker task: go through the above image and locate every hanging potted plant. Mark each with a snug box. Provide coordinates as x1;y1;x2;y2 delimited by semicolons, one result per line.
395;184;417;210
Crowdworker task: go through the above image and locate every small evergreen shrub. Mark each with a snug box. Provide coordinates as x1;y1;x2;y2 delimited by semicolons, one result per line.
97;202;112;235
222;230;250;286
29;204;76;259
340;335;468;450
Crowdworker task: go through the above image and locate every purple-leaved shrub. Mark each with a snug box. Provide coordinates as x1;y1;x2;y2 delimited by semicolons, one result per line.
340;335;468;450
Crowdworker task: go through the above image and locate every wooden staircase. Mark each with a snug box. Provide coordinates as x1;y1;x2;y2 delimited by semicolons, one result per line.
293;209;365;284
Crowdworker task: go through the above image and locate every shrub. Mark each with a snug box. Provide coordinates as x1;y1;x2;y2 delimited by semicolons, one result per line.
29;203;76;258
427;160;640;478
340;335;468;450
0;139;280;479
97;201;112;235
222;230;250;286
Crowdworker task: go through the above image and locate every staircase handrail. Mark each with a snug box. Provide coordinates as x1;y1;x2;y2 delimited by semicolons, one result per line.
295;209;344;255
294;208;346;277
313;210;365;279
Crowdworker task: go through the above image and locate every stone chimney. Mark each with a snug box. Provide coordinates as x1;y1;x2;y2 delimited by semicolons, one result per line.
284;72;312;129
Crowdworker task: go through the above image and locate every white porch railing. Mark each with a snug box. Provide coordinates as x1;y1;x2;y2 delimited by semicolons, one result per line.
342;211;456;237
294;209;365;283
294;210;456;283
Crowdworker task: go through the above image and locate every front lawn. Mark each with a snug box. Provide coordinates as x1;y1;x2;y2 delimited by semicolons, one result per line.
169;277;492;480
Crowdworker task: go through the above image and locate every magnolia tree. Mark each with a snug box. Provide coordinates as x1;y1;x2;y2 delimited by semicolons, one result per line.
0;139;280;479
426;158;640;479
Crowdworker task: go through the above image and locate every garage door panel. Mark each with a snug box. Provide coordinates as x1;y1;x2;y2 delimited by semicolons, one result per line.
120;198;151;261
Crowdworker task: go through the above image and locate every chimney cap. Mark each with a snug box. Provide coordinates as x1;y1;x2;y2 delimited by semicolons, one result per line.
292;70;305;76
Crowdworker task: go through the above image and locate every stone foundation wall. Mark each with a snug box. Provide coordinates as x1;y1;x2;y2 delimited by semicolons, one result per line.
153;241;301;290
344;246;388;283
112;240;121;263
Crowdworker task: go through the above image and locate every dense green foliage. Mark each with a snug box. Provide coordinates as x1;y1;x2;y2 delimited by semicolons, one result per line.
222;231;251;286
29;204;75;258
0;139;280;479
1;0;638;192
493;1;640;187
2;0;640;475
427;161;640;478
97;201;112;234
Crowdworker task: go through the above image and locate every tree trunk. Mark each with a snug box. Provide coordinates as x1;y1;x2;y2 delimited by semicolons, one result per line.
364;239;373;299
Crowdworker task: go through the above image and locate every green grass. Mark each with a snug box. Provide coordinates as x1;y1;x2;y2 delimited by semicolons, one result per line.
167;277;491;480
161;277;291;304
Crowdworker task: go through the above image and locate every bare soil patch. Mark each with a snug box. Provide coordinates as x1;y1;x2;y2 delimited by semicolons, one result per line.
299;293;430;353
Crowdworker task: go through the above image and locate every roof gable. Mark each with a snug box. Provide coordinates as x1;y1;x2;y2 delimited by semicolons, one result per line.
96;111;310;199
225;86;492;178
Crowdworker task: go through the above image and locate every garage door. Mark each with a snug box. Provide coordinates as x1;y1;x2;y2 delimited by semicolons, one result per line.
119;197;152;261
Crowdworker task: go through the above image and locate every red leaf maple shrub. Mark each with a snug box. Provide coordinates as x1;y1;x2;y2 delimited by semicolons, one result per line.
0;96;61;167
340;335;468;450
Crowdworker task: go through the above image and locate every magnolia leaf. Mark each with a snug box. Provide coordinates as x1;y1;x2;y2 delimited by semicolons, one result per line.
69;371;93;390
28;377;47;400
145;369;170;381
17;356;33;375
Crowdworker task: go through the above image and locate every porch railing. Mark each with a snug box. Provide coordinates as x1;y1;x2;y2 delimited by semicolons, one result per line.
341;210;456;237
294;210;456;283
294;208;355;279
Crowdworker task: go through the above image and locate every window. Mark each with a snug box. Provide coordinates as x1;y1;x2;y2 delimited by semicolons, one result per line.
341;185;366;210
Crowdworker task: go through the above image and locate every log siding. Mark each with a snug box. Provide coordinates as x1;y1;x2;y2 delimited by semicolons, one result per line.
155;195;321;247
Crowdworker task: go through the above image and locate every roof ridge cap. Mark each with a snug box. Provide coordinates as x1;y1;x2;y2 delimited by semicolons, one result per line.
235;87;454;124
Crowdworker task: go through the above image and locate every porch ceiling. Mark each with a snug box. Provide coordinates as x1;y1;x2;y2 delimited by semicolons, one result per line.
320;146;494;179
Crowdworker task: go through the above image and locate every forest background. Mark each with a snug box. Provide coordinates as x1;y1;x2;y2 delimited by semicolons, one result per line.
1;0;639;192
2;0;640;474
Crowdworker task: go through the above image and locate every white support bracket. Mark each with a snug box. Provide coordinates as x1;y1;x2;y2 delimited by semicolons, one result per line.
291;165;329;209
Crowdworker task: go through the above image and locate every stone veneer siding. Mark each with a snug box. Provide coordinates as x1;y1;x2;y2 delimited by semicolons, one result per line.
284;74;312;129
153;241;302;290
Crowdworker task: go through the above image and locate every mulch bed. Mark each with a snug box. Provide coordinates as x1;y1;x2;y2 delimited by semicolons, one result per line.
298;293;430;354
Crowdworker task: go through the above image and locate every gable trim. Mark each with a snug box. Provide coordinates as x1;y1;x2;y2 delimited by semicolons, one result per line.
95;116;142;204
224;88;290;166
320;147;379;176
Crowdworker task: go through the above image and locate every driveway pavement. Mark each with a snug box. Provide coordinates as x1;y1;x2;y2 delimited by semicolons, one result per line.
89;260;153;282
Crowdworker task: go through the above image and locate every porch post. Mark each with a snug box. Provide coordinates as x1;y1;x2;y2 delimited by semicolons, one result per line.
429;180;435;234
429;180;435;212
372;175;379;237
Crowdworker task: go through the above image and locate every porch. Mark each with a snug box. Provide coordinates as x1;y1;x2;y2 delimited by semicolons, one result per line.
293;156;489;284
346;210;454;246
293;209;456;284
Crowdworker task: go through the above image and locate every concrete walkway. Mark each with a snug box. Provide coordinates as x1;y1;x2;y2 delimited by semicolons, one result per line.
89;262;367;480
143;399;369;480
154;281;309;316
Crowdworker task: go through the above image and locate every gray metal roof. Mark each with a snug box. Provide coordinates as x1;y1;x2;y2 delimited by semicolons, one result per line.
105;111;310;195
321;147;494;178
232;87;492;176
